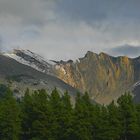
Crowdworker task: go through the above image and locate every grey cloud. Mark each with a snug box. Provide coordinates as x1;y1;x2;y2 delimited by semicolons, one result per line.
0;36;3;51
109;44;140;57
0;0;58;26
0;0;140;60
56;0;140;23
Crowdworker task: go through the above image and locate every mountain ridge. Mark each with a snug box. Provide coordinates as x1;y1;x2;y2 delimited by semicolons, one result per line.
4;49;140;104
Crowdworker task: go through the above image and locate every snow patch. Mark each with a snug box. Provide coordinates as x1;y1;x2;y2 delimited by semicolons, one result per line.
3;49;56;75
4;53;46;73
14;49;55;66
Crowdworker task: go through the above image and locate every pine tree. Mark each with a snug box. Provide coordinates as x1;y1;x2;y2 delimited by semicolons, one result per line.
0;85;139;140
107;101;122;140
136;104;140;139
117;93;139;140
58;91;74;140
47;88;63;140
21;89;51;140
95;105;110;140
21;89;34;140
0;88;21;140
73;92;93;140
31;89;50;140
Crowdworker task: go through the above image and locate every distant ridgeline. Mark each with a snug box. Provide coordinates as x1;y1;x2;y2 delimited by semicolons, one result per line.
0;84;140;140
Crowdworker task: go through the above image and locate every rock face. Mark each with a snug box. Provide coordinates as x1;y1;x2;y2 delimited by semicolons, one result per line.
53;51;138;104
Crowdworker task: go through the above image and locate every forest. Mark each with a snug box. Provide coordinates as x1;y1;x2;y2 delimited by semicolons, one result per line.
0;84;140;140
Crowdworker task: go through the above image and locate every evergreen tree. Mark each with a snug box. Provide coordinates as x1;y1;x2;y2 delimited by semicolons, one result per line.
117;93;139;140
21;89;50;140
0;88;21;140
47;88;63;140
107;101;122;140
95;105;110;140
21;88;34;140
31;89;50;140
73;92;93;140
59;91;74;140
136;104;140;139
0;84;11;99
0;84;139;140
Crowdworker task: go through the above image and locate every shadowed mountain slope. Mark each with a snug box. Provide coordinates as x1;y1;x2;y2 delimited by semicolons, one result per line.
0;54;79;99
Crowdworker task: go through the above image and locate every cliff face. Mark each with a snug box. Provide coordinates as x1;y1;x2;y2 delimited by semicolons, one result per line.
53;51;136;104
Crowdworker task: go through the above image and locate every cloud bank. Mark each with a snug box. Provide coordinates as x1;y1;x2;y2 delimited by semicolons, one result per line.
0;0;140;60
109;45;140;58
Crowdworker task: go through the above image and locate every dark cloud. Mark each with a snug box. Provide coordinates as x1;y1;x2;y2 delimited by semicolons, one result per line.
56;0;140;23
109;44;140;57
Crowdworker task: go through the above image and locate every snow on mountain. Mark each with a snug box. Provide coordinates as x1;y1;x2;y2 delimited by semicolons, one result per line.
133;81;140;88
4;49;55;75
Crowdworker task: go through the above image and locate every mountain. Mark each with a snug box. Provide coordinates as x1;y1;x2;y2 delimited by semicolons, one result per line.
4;49;140;104
53;51;134;104
0;52;78;100
52;51;140;104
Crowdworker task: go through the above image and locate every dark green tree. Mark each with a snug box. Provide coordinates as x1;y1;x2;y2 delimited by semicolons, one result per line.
59;91;74;140
0;88;21;140
136;104;140;139
31;89;50;140
117;93;139;140
21;89;51;140
73;92;93;140
47;88;63;140
107;101;122;140
95;105;110;140
21;88;34;140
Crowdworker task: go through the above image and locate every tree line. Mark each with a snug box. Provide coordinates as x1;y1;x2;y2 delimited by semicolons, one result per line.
0;84;140;140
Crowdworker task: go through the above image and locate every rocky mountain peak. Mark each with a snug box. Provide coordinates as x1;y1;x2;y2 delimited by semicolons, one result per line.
84;51;97;58
52;51;138;104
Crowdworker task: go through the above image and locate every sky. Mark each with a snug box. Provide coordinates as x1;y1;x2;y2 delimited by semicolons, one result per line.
0;0;140;60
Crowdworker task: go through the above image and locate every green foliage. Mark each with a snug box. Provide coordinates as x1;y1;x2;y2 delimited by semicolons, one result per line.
21;89;50;140
0;85;139;140
117;93;139;140
0;86;21;140
107;101;122;140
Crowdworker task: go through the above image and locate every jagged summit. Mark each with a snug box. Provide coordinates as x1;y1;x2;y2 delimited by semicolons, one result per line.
85;51;97;57
84;51;132;59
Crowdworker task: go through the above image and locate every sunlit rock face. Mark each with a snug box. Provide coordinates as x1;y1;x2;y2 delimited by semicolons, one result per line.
53;51;135;104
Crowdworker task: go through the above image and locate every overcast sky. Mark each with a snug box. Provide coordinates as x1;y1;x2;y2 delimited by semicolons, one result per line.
0;0;140;60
